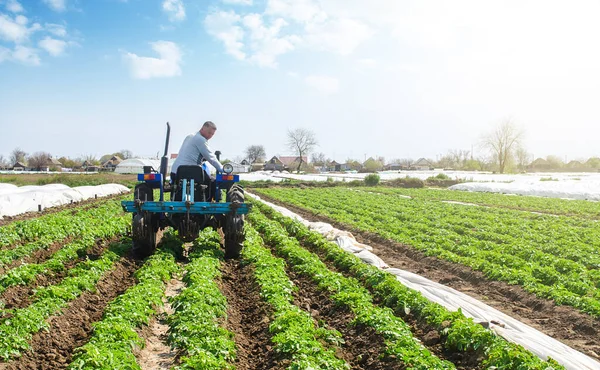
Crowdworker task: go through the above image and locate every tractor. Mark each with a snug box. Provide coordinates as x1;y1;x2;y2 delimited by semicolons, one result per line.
121;123;251;258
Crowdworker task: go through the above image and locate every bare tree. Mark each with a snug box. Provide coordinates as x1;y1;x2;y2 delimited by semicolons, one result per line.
0;155;7;169
515;146;532;171
310;152;327;165
28;151;52;171
10;147;27;165
244;145;266;164
286;128;317;172
119;149;133;159
480;119;524;173
82;153;100;165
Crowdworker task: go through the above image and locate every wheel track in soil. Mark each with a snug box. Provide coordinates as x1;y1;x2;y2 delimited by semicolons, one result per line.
253;192;600;361
0;251;141;370
135;275;185;370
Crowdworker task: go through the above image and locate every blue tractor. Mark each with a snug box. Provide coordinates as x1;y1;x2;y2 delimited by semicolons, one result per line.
121;123;251;258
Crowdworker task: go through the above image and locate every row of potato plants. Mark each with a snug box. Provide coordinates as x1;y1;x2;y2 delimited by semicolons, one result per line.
242;225;351;369
0;209;130;295
255;188;600;317
364;186;600;219
0;241;131;360
247;209;455;369
0;198;130;270
166;229;237;370
69;238;180;369
0;197;126;248
251;199;565;370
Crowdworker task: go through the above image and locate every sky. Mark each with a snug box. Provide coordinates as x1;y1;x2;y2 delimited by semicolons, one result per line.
1;0;600;164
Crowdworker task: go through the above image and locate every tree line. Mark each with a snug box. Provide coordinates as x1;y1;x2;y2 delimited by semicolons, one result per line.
0;148;134;170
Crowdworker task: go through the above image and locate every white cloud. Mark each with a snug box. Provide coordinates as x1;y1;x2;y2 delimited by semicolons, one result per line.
304;17;372;55
0;13;41;43
304;75;339;94
162;0;185;22
39;36;67;56
222;0;253;5
124;41;183;79
242;13;298;67
204;10;246;60
266;0;326;24
6;0;23;13
45;23;67;37
0;45;9;61
11;45;40;65
42;0;67;12
357;58;376;68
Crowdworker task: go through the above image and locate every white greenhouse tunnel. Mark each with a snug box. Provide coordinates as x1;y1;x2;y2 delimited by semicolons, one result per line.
0;183;130;219
248;193;600;370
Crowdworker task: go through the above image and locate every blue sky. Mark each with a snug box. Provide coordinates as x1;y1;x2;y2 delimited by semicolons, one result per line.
1;0;600;164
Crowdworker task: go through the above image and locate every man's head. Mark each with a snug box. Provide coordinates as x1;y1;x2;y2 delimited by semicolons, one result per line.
200;121;217;140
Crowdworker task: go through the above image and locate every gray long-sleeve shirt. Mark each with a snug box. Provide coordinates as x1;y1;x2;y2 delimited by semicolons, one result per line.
171;131;224;174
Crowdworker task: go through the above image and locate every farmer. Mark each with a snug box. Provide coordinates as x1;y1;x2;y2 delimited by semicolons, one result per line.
170;120;224;180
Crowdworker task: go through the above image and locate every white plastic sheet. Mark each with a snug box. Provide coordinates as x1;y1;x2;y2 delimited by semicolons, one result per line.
248;193;600;370
0;183;130;219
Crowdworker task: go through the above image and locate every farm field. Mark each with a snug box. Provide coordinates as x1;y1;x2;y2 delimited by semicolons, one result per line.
0;187;597;369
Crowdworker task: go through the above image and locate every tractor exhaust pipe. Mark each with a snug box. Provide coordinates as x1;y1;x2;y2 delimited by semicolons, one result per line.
160;122;171;181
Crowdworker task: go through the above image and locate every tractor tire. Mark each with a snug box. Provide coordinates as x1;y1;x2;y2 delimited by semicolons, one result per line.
224;185;245;259
132;183;158;258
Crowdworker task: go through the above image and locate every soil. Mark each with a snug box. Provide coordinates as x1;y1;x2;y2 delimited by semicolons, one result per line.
254;192;600;362
1;236;117;310
287;267;406;369
1;254;141;370
135;276;185;370
219;260;287;370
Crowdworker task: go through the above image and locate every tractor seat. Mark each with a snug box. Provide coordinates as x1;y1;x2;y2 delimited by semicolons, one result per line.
171;165;211;202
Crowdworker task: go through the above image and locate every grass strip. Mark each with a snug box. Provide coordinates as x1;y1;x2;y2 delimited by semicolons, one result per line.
248;210;454;370
0;241;130;360
242;225;351;370
68;236;180;369
253;200;565;370
166;229;236;370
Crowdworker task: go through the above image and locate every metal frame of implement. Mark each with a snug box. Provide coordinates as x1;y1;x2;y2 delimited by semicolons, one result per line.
121;172;251;215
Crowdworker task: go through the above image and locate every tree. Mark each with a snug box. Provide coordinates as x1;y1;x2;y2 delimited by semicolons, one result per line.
363;158;384;172
286;128;317;172
310;152;327;165
10;147;27;165
545;155;564;169
58;156;79;169
480;119;524;173
515;146;532;171
82;154;101;165
244;145;266;164
118;149;133;160
0;155;7;168
28;151;52;170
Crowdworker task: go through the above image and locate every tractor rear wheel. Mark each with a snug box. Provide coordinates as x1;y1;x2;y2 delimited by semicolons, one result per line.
132;183;158;258
224;184;245;259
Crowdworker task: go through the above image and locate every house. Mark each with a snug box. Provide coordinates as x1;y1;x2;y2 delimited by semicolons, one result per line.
12;161;27;171
384;163;403;171
279;156;308;171
528;158;550;171
102;155;122;171
412;158;433;170
327;161;341;172
264;156;285;171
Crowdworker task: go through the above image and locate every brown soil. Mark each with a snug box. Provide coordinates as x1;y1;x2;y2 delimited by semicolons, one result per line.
254;192;600;362
1;236;117;310
2;254;141;370
0;236;76;275
135;276;185;370
219;260;286;370
0;193;126;228
287;267;405;369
